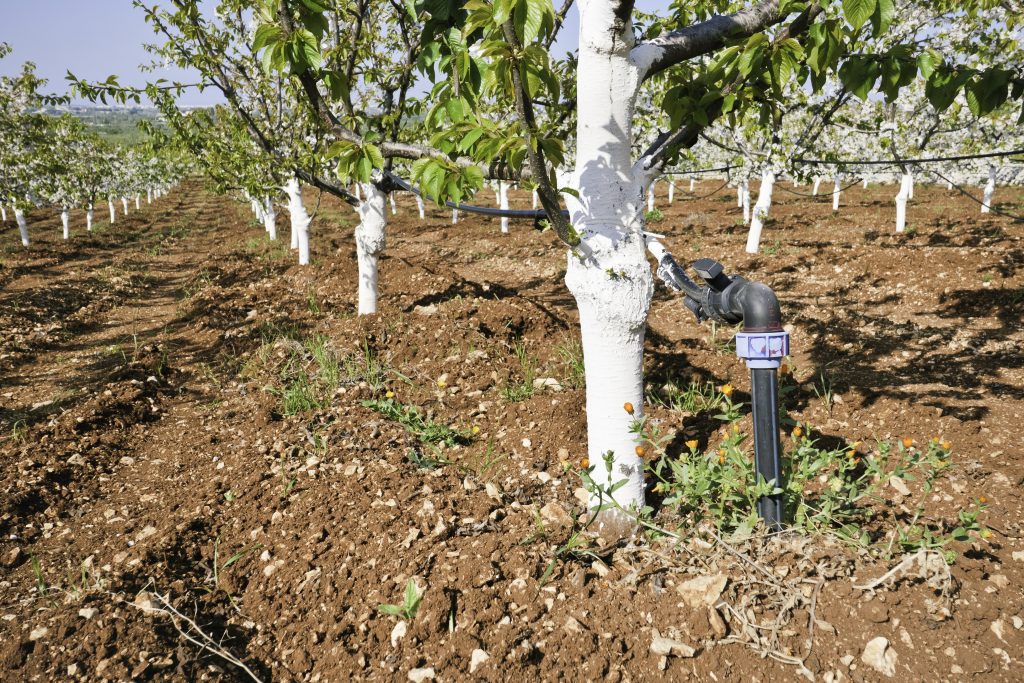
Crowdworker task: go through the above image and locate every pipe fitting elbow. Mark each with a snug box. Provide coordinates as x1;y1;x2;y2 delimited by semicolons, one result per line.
734;282;782;332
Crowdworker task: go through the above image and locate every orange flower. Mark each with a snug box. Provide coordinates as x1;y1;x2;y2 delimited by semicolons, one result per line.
718;450;726;465
720;383;734;398
792;425;803;438
902;437;914;448
941;440;951;450
624;402;634;415
979;495;988;504
779;363;790;376
581;457;589;469
685;439;699;451
635;445;646;458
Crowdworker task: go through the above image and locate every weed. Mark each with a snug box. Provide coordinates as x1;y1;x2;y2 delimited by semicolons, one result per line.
644;208;664;223
764;239;783;255
306;287;321;315
705;320;738;355
464;440;506;481
502;340;537;402
556;338;585;390
811;367;835;415
10;419;27;443
647;378;723;413
31;556;48;598
378;579;422;620
362;396;472;448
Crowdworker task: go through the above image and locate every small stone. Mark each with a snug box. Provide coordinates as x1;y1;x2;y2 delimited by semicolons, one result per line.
899;627;914;649
563;617;583;635
677;574;728;609
134;591;154;611
540;502;573;528
2;547;22;568
991;619;1006;642
469;648;490;674
414;304;438;316
67;663;79;676
862;637;897;677
888;477;910;497
408;666;435;682
839;655;855;667
650;636;696;658
951;665;964;675
708;607;728;638
537;471;551;484
864;602;889;623
29;626;48;641
78;608;98;620
1011;616;1022;630
390;621;407;647
522;438;532;449
1011;551;1024;562
135;526;157;541
989;574;1009;589
485;482;502;501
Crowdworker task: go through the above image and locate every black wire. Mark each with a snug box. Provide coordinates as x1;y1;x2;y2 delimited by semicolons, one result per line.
793;148;1024;166
926;168;1024;223
385;171;562;219
775;177;873;198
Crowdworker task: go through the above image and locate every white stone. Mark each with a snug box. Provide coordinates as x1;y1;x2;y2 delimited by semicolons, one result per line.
861;637;897;677
469;648;490;674
390;620;407;647
676;574;728;609
408;667;435;682
650;636;695;658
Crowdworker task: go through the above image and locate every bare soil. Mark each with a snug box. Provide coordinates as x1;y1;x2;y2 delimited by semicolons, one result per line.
1;178;1022;682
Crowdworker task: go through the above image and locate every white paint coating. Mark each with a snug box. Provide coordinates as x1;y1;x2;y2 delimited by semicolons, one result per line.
415;193;425;219
667;180;674;204
61;208;70;240
86;206;93;231
451;208;458;224
812;176;821;196
744;169;775;253
356;183;387;315
108;199;116;224
832;175;841;211
389;193;397;216
15;208;28;246
741;179;750;224
982;166;996;213
284;177;311;265
499;181;509;233
263;196;277;241
135;195;141;210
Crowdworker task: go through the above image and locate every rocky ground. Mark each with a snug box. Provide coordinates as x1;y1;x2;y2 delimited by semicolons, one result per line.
0;178;1022;681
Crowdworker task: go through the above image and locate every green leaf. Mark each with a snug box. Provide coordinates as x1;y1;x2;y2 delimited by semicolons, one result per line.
843;0;876;32
252;24;284;52
870;0;894;36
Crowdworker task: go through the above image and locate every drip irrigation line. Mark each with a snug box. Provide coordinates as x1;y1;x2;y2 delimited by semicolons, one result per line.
792;148;1024;166
384;171;563;220
775;178;871;198
663;165;733;176
926;168;1024;223
688;179;732;200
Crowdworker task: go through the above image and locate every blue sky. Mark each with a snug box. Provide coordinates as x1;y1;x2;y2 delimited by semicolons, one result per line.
0;0;672;107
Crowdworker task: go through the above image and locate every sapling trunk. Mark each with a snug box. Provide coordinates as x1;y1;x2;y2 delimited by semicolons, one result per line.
736;183;743;207
389;193;397;216
147;188;152;204
907;174;914;200
284;177;311;265
121;197;129;215
895;174;911;233
61;208;70;240
108;199;116;224
863;177;869;189
451;208;458;224
832;175;841;211
415;193;425;219
87;205;93;231
689;177;695;191
647;181;655;212
1;205;6;222
741;180;751;224
499;181;509;233
262;196;277;241
745;170;775;253
813;176;821;196
135;195;141;210
15;208;28;246
532;190;538;209
356;183;388;315
667;181;674;204
982;166;996;213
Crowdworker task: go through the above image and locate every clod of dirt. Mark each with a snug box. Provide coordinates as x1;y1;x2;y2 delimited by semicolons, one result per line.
862;636;898;677
677;574;728;609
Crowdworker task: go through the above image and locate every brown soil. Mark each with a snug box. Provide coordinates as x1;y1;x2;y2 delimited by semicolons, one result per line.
1;178;1022;682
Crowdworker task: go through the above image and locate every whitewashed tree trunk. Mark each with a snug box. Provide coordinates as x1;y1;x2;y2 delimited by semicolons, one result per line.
736;183;743;207
356;183;388;315
647;181;655;212
451;208;458;224
689;177;695;191
15;208;29;246
262;196;277;241
832;175;841;211
745;170;775;253
284;177;311;265
135;195;141;210
499;181;510;233
147;188;153;204
812;176;821;196
895;174;911;233
745;179;753;224
667;180;674;204
121;197;129;215
981;166;996;213
108;199;116;223
389;193;398;215
1;205;7;222
862;177;869;189
415;193;425;219
61;208;70;240
532;189;538;209
561;0;655;521
86;205;94;231
354;183;362;201
907;173;914;200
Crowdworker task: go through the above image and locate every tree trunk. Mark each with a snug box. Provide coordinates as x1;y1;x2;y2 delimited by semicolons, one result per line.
147;188;153;204
499;181;510;233
812;176;821;196
121;197;129;215
389;193;398;216
87;206;94;231
689;177;695;192
451;208;458;224
263;196;277;241
356;183;388;315
415;193;425;219
135;195;141;210
532;189;538;209
2;205;7;222
284;177;311;265
647;181;655;212
61;208;70;240
832;175;841;211
667;180;674;204
982;166;996;213
562;0;653;525
907;173;914;200
15;208;28;246
745;170;775;253
741;179;751;224
895;174;911;233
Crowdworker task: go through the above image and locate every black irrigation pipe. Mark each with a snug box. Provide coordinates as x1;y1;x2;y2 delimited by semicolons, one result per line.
775;177;869;198
384;171;564;220
792;148;1024;166
689;178;732;199
926;168;1024;223
663;165;733;176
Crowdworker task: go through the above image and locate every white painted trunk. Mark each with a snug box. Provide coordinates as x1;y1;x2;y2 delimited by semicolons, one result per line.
356;183;388;315
895;196;907;232
451;208;458;224
736;184;743;207
562;0;654;518
87;206;94;231
284;177;311;265
745;170;775;253
147;188;152;204
646;181;655;212
532;190;538;209
135;195;140;210
1;205;6;222
262;196;277;241
415;193;425;219
61;208;70;240
689;177;695;192
982;166;996;213
667;181;674;204
108;199;116;223
499;181;509;233
741;180;751;224
832;175;841;211
15;208;28;246
121;197;129;215
907;174;914;200
813;176;821;196
863;177;869;189
389;193;397;216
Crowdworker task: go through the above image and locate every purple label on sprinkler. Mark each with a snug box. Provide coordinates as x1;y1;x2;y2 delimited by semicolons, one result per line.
735;331;789;363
